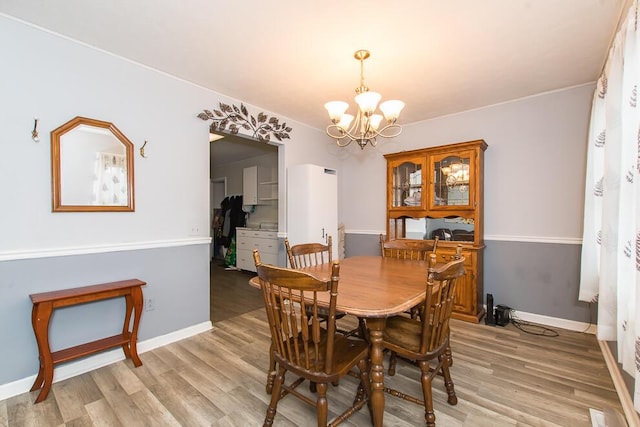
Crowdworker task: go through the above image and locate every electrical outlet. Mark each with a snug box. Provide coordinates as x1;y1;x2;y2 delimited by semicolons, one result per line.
145;298;155;311
189;226;200;236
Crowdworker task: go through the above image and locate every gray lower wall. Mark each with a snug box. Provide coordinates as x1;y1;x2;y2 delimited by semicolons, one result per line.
0;244;210;385
345;233;592;323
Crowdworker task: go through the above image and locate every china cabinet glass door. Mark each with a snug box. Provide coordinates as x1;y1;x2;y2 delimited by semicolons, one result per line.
430;150;475;210
389;157;426;210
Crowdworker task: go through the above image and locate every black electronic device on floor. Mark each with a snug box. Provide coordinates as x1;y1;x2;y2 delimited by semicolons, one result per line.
495;304;512;326
485;293;495;326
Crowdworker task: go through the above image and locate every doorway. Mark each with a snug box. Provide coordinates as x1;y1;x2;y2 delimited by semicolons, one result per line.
209;133;280;323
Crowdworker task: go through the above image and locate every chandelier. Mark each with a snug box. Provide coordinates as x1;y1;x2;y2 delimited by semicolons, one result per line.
325;50;404;149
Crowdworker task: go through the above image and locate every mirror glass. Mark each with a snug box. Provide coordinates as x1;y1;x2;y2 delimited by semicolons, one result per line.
51;117;134;212
396;217;475;241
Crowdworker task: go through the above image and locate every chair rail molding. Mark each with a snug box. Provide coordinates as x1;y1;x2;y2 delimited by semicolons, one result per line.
0;237;211;261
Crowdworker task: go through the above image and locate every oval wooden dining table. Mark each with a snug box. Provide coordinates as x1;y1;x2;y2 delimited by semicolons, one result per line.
249;255;430;427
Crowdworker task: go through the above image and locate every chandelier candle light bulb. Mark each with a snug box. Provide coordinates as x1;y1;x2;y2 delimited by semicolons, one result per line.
325;49;404;149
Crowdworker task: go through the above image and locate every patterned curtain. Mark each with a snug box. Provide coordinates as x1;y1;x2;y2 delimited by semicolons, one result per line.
579;1;640;409
92;152;128;205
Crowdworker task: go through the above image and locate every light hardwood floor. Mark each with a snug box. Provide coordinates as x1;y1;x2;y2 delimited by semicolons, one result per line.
1;263;626;426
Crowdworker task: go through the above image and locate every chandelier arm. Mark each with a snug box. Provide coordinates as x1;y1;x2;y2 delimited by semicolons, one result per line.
371;123;403;139
326;124;360;141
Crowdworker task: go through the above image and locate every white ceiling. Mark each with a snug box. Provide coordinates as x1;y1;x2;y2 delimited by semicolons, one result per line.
0;0;626;133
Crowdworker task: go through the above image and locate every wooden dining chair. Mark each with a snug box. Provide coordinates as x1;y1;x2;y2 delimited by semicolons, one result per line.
379;234;439;319
253;249;371;427
284;236;360;389
263;237;337;393
382;246;465;427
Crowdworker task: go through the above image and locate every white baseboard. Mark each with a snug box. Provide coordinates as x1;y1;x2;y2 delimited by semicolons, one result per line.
512;309;596;334
0;321;213;401
598;340;640;427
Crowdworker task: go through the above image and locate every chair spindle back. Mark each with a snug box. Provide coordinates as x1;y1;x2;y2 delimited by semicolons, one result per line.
380;235;439;261
285;235;332;268
420;248;465;354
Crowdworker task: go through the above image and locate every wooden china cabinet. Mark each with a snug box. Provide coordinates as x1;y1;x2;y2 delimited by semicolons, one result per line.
384;139;487;322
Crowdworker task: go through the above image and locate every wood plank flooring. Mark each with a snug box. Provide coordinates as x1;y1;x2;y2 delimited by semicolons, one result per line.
210;261;263;323
1;262;626;426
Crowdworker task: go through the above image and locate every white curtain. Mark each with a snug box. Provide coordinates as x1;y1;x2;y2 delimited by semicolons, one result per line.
92;152;128;205
579;0;640;410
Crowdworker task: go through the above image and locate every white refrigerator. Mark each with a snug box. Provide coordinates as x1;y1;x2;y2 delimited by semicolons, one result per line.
286;164;338;259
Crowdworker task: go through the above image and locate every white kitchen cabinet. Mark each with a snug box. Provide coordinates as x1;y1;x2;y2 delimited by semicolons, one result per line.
286;164;338;259
242;166;258;205
243;165;277;205
236;228;279;272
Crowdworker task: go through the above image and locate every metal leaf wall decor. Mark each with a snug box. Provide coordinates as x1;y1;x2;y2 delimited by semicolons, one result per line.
197;102;292;143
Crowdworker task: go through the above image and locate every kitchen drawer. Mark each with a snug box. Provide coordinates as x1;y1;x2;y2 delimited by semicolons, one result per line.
236;228;277;239
236;236;278;254
237;249;278;272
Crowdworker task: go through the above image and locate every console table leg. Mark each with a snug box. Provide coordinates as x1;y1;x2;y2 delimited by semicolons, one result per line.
29;304;44;391
128;287;143;367
30;301;54;403
122;294;134;360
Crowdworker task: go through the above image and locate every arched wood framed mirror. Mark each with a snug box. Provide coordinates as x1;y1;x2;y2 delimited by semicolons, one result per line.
51;116;135;212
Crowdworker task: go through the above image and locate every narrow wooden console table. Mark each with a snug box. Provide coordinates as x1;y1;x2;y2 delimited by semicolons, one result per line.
29;279;146;403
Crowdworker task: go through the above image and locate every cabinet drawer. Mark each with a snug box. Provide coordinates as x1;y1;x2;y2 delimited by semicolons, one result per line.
434;249;474;267
237;249;278;272
237;228;277;239
236;249;255;271
236;237;278;254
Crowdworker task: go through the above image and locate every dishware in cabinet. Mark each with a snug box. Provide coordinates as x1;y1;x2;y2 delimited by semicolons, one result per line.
386;156;427;213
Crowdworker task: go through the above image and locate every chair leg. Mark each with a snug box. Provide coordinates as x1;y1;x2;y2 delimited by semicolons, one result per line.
358;318;368;341
264;367;285;427
315;382;329;427
388;351;397;376
410;306;419;319
419;361;436;427
355;358;371;405
445;333;453;367
266;344;276;394
440;354;457;405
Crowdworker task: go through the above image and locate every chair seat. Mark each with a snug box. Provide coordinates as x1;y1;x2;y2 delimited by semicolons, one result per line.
383;315;426;356
276;334;369;382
